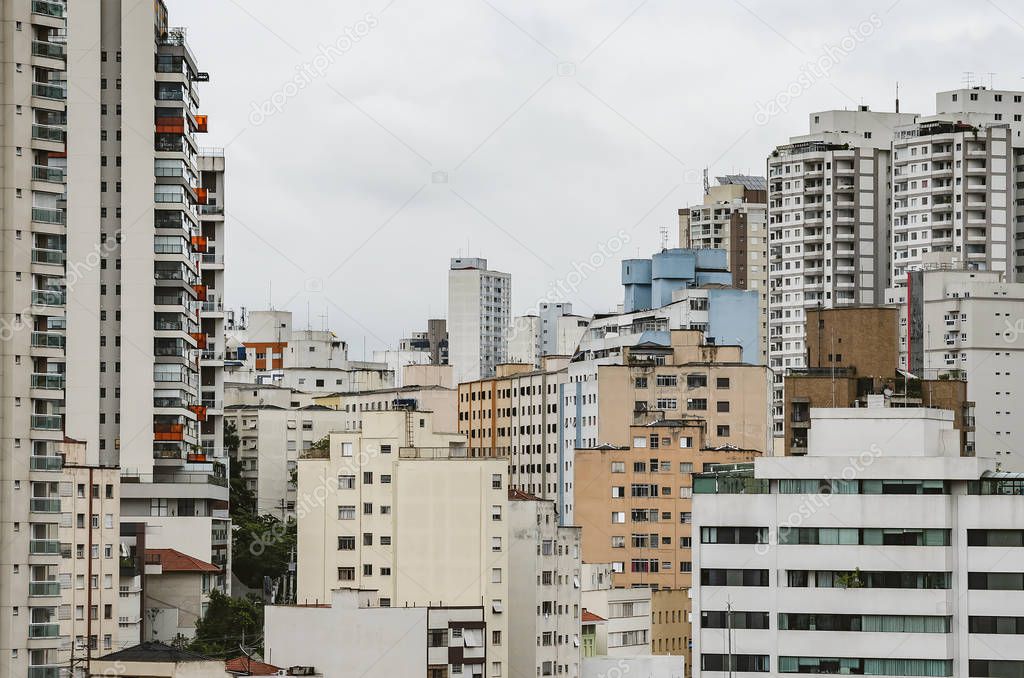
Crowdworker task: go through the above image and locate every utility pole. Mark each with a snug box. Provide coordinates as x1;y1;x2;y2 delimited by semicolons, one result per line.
726;598;734;678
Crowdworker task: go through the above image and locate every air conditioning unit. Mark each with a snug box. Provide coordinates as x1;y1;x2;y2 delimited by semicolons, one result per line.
288;668;316;676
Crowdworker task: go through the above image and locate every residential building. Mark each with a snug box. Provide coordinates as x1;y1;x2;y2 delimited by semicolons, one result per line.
582;656;684;678
448;257;511;383
509;314;542;366
580;563;652;657
144;548;222;643
398;318;449;365
680;175;769;360
784;305;974;456
197;150;227;464
891;87;1024;280
458;359;568;499
265;589;482;678
692;404;1024;677
295;410;508;677
57;440;123;664
0;1;69;673
509;303;589;367
225;309;393;392
508;489;582;678
886;257;1024;465
574;421;759;672
311;381;458;432
767;106;919;436
88;642;229;677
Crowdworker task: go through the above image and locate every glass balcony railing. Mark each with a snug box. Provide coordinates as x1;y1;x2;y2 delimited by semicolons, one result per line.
30;415;63;431
29;581;61;596
31;248;64;265
32;83;65;100
28;540;61;555
28;666;62;678
29;497;61;512
31;124;65;143
31;0;64;18
28;623;60;639
31;332;65;348
31;290;65;306
32;165;65;183
30;456;63;471
32;40;65;59
31;207;65;224
31;374;65;390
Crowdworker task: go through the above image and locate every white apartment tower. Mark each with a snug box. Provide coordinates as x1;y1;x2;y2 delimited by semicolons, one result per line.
767;106;918;436
448;257;511;384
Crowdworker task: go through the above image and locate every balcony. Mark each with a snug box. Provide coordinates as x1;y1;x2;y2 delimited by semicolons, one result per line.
31;82;65;100
31;0;64;18
201;300;223;313
31;374;65;390
31;124;65;143
190;332;207;349
191;235;208;252
31;332;65;349
198;204;224;216
32;165;65;184
202;253;224;265
32;40;65;60
193;284;207;301
28;666;62;678
154;423;185;442
29;497;61;512
31;248;64;265
28;540;61;555
195;115;209;133
30;456;63;471
31;208;65;225
29;581;61;597
28;623;60;639
31;290;65;306
30;415;62;431
155;116;185;134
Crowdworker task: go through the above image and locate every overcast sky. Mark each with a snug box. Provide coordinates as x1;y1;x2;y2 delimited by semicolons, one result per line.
173;0;1024;358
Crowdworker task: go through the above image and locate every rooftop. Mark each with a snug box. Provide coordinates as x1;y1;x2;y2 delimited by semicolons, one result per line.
146;548;220;573
225;656;282;676
97;641;211;663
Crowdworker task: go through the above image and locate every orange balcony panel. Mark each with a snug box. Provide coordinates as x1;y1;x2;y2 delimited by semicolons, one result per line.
187;453;208;463
156;116;185;134
191;235;208;252
195;115;208;133
154;422;185;442
189;405;208;421
195;187;208;205
190;332;207;349
193;284;207;301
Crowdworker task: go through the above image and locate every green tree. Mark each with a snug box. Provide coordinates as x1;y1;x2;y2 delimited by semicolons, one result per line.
189;590;263;655
231;513;295;591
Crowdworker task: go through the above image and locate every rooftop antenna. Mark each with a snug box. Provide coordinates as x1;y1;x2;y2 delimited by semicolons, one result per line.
987;72;996;89
702;167;710;195
659;225;669;251
895;81;900;113
963;71;975;89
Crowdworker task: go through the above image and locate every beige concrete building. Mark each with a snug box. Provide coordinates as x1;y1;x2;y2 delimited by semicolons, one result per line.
580;563;652;657
144;548;221;644
458;358;569;499
312;382;458;434
89;642;229;677
680;175;769;361
574;422;759;673
296;410;509;677
508;489;581;678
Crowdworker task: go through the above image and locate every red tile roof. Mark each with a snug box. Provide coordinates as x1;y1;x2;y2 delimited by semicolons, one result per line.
508;487;543;501
225;656;281;675
582;609;606;622
146;548;220;573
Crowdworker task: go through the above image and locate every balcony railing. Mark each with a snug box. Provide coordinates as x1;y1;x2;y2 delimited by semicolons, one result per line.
32;82;65;100
28;666;62;678
31;0;64;18
31;124;65;143
202;301;223;312
32;165;65;183
30;456;63;471
31;207;65;224
199;205;224;215
29;581;61;596
32;40;65;59
31;331;65;349
31;248;64;265
28;623;60;639
30;415;63;431
31;374;65;390
29;539;61;555
31;290;65;306
29;497;61;512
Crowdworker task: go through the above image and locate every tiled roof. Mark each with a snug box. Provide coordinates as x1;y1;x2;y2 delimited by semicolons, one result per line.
146;548;220;573
582;609;606;622
225;656;282;675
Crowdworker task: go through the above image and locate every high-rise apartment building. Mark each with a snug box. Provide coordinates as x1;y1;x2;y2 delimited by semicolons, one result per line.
0;1;70;673
886;259;1024;466
692;404;1024;677
448;257;511;384
508;303;588;367
680;175;769;361
767;106;918;437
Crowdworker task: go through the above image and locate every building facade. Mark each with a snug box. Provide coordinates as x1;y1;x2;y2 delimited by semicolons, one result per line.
692;405;1024;677
448;257;511;384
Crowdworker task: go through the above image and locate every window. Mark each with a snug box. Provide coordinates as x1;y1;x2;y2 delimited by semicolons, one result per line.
337;567;355;581
338;505;355;520
611;461;625;473
611;512;625;524
491;505;502;521
338;536;355;550
491;568;502;583
716;377;730;388
338;475;355;489
717;401;730;413
492;474;502;489
492;537;502;552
